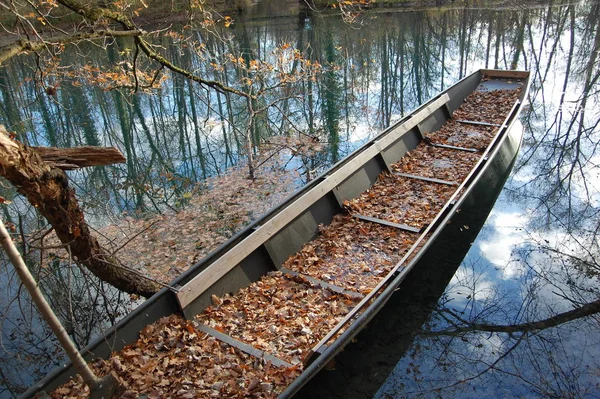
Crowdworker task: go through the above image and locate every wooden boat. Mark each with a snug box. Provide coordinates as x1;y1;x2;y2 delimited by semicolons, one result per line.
24;69;530;398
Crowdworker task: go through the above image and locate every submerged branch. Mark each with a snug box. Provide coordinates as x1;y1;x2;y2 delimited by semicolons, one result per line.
424;298;600;336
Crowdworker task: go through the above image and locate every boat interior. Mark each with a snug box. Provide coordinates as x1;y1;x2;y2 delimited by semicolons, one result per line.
29;69;530;399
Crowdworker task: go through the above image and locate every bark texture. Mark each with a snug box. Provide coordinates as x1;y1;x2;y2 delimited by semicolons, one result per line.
0;126;160;297
32;146;126;169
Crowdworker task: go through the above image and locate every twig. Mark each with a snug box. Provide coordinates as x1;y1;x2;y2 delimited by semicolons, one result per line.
110;220;159;256
92;256;175;291
0;218;101;387
18;214;26;256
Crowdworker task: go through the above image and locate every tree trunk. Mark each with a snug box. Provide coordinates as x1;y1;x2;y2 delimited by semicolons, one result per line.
0;125;160;298
245;112;256;180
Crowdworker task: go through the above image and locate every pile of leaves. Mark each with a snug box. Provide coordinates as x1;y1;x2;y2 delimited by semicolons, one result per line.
393;144;481;182
425;120;497;149
51;315;301;398
197;272;360;364
344;140;482;226
282;214;414;294
343;173;457;229
452;87;522;124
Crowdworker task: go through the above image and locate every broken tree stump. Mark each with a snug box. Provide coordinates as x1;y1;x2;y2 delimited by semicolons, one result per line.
31;146;126;169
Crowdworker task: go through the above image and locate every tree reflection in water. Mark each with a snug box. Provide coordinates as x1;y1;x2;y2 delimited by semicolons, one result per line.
1;0;600;397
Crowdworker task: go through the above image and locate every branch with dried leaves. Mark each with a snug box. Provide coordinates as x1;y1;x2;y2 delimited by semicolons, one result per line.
0;0;254;98
0;29;145;65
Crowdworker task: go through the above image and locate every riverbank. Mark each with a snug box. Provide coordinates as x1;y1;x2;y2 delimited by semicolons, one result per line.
0;0;538;40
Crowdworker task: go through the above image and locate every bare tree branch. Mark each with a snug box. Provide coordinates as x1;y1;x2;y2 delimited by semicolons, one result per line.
425;298;600;336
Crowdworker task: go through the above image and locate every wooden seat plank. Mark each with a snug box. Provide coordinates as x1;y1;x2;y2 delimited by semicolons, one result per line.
280;267;365;299
394;172;458;186
429;142;479;153
352;214;420;233
194;323;294;368
456;119;501;127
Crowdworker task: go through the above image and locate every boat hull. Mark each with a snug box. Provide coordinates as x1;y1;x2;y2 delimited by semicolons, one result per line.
22;69;529;398
285;119;525;398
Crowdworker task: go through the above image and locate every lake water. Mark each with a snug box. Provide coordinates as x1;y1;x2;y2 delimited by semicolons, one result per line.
1;0;600;397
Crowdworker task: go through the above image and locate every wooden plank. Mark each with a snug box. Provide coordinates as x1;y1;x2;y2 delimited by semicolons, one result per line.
394;172;458;186
31;146;126;169
456;120;502;128
352;214;420;233
429;143;478;153
194;323;294;368
380;130;419;170
264;212;319;269
332;155;388;205
175;93;450;310
280;267;365;299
